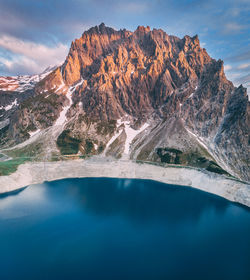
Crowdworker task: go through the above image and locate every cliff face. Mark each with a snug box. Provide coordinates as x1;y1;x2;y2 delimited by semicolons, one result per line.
59;24;212;121
0;23;249;181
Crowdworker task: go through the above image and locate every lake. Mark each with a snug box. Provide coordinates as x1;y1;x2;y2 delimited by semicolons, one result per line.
0;177;249;280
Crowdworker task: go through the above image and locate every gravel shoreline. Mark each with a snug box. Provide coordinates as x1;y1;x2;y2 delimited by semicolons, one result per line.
0;158;249;207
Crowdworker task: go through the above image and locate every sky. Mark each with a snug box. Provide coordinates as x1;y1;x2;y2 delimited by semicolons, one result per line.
0;0;249;93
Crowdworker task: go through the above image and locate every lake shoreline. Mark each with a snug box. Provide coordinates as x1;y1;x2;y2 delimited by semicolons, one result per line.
0;158;249;207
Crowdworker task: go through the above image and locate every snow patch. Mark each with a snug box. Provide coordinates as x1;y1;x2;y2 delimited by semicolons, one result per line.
0;119;10;130
188;85;198;99
54;102;70;126
185;127;208;150
73;78;85;90
0;99;18;111
109;118;149;156
104;129;123;155
188;92;194;98
123;121;149;155
55;83;65;93
0;66;55;92
29;129;41;137
54;78;84;126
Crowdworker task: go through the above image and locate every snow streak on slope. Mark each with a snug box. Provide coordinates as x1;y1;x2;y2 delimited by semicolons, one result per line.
55;83;65;93
123;121;149;154
185;127;208;150
188;86;198;99
184;126;232;176
54;79;84;126
104;129;123;155
28;129;41;137
0;99;18;111
104;119;149;156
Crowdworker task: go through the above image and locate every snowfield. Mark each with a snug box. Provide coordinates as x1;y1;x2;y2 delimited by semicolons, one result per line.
54;79;84;126
0;65;57;93
104;118;149;157
123;121;149;155
0;158;249;207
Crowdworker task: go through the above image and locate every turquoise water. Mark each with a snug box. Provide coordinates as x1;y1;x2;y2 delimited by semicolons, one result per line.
0;178;249;280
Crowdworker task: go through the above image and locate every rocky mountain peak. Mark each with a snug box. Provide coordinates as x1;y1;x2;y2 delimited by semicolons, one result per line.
1;24;248;182
83;22;117;36
135;25;151;34
55;24;213;89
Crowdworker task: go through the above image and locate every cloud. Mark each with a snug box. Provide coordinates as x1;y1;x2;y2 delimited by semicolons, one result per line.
0;56;45;75
0;35;68;63
236;74;250;84
226;70;250;97
228;8;241;17
223;63;250;97
0;0;248;79
115;2;149;13
237;63;250;70
0;35;68;75
226;49;250;62
221;22;247;35
224;65;232;71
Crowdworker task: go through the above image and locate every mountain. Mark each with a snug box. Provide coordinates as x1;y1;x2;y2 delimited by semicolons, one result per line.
0;23;249;182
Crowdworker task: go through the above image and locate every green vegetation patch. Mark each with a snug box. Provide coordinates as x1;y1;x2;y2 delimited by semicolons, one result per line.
84;139;94;154
98;142;105;153
206;161;229;175
57;130;81;155
0;158;28;176
156;148;183;164
155;148;229;176
6;142;43;159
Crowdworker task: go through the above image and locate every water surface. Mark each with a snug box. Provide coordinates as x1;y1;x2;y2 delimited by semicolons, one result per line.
0;178;249;280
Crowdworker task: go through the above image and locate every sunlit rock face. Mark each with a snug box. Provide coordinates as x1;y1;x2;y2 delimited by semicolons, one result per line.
0;23;249;182
59;24;212;120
